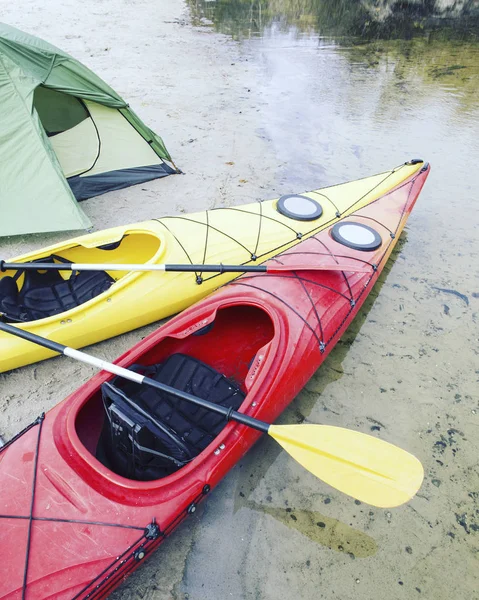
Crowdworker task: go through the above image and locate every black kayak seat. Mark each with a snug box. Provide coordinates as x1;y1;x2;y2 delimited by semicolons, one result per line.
96;353;246;481
0;255;114;322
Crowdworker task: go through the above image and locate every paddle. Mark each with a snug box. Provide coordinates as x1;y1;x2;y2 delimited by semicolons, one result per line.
0;260;371;275
0;322;423;508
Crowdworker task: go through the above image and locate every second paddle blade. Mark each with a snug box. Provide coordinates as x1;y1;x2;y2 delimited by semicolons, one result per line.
267;262;371;274
268;424;424;508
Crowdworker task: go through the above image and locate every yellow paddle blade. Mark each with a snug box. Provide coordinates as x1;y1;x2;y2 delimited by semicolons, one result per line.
268;424;424;508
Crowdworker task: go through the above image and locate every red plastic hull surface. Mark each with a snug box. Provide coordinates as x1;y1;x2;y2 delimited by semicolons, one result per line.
0;163;429;599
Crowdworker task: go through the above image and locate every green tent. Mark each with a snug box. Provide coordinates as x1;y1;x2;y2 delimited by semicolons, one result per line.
0;23;177;238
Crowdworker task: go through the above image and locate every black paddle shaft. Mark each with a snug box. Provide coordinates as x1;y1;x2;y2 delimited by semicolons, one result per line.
0;260;72;272
165;264;268;273
0;322;270;434
0;260;268;274
141;376;269;433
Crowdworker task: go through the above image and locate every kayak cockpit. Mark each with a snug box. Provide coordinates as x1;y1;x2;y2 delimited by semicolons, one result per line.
0;232;161;323
75;305;275;482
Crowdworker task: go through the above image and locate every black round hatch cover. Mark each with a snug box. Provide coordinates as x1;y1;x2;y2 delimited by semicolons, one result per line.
331;221;382;251
277;194;323;221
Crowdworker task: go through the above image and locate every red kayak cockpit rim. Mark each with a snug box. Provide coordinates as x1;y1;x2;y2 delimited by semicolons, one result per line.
52;299;284;504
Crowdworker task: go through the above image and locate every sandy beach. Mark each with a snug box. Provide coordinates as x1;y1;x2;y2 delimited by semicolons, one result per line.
1;1;478;599
0;0;279;433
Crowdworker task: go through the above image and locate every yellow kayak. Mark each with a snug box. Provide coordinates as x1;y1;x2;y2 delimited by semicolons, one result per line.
0;161;424;372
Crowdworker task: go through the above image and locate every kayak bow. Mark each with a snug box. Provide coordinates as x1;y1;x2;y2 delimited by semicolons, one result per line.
0;161;425;372
0;161;430;599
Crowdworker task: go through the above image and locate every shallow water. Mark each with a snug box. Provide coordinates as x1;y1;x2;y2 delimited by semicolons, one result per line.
1;1;478;599
170;2;479;599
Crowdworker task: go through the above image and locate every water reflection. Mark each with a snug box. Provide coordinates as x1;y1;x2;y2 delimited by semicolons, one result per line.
346;38;479;110
187;0;479;118
189;0;370;38
188;0;479;40
174;5;478;599
186;1;479;190
239;30;477;191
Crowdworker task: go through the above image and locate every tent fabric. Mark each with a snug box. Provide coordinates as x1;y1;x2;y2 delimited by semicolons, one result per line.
0;52;92;237
46;100;172;182
0;22;175;238
78;101;166;177
48;117;100;178
34;87;90;135
68;165;176;201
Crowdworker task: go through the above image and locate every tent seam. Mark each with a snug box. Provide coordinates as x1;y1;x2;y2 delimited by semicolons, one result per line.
0;52;38;118
43;53;57;82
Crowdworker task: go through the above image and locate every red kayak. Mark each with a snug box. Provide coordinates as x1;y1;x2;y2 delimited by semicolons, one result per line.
0;162;429;599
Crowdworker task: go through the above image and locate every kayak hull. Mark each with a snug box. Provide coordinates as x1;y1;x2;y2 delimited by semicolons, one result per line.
0;162;424;372
0;163;430;598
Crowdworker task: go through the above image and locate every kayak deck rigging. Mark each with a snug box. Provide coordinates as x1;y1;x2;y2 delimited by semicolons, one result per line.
0;162;424;373
0;161;430;598
0;305;278;596
73;193;401;487
153;163;399;285
0;415;211;600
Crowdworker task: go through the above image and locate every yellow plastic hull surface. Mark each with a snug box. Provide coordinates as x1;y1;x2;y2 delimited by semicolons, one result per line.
0;162;423;371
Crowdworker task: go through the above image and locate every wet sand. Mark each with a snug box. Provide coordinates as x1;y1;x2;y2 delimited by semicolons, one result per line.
1;1;478;599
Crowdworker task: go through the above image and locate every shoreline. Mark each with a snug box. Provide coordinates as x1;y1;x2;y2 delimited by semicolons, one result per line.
1;2;478;600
